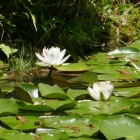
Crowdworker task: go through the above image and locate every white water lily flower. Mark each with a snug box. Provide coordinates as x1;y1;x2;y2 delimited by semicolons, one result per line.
35;47;70;67
87;81;114;101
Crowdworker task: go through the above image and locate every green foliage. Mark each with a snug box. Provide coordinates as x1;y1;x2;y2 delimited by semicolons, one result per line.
0;0;140;59
0;44;17;59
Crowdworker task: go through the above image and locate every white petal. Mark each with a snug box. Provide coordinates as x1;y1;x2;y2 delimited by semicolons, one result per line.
51;47;61;64
100;81;114;100
36;46;70;66
57;49;66;62
87;87;100;100
35;53;49;64
101;90;111;100
43;47;53;64
93;83;101;93
57;54;70;65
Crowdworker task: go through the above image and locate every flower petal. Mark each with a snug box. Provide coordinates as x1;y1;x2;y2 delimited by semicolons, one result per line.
100;81;114;100
87;87;100;100
35;53;49;64
35;46;70;66
57;49;66;62
57;54;71;65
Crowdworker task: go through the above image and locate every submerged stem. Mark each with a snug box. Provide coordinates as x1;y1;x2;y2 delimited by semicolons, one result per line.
47;66;53;78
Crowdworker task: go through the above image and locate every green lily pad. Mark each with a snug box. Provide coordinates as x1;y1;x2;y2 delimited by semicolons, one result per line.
38;83;69;99
14;83;38;104
54;63;89;71
127;41;140;50
114;86;140;97
67;88;89;100
45;99;75;111
16;100;54;112
0;133;36;140
0;115;39;130
100;114;140;140
66;98;132;115
95;53;110;64
39;114;104;137
68;71;98;84
0;99;18;116
0;82;15;93
108;47;139;57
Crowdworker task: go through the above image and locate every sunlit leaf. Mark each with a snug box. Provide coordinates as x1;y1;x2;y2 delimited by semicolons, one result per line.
0;82;15;93
0;133;35;140
100;115;140;140
16;100;54;112
114;86;140;97
95;53;110;64
0;116;39;130
14;83;38;104
108;47;139;57
54;63;89;71
66;98;132;115
0;99;18;116
127;41;140;50
39;114;103;137
38;83;69;99
0;44;17;58
45;99;75;111
81;71;98;83
67;88;89;100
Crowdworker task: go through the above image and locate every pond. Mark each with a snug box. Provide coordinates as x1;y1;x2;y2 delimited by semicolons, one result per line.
0;45;140;139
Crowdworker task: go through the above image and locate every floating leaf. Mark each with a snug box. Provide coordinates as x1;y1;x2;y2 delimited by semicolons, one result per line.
38;83;69;99
54;63;89;71
95;53;110;64
80;71;98;83
114;86;140;97
39;114;103;137
108;47;139;57
15;83;38;104
0;99;18;116
100;115;140;140
45;99;75;111
67;88;89;100
127;41;140;50
17;100;54;112
0;133;35;140
66;98;132;115
0;116;39;130
52;75;70;87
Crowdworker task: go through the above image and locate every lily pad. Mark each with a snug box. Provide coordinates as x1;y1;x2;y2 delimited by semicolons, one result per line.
100;114;140;140
16;100;54;112
14;83;38;104
0;115;39;130
0;99;18;116
66;98;132;115
67;88;89;100
114;86;140;97
38;83;69;99
108;47;139;57
39;114;103;137
54;63;89;71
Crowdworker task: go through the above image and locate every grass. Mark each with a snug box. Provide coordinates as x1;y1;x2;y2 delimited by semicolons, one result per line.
9;46;36;73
